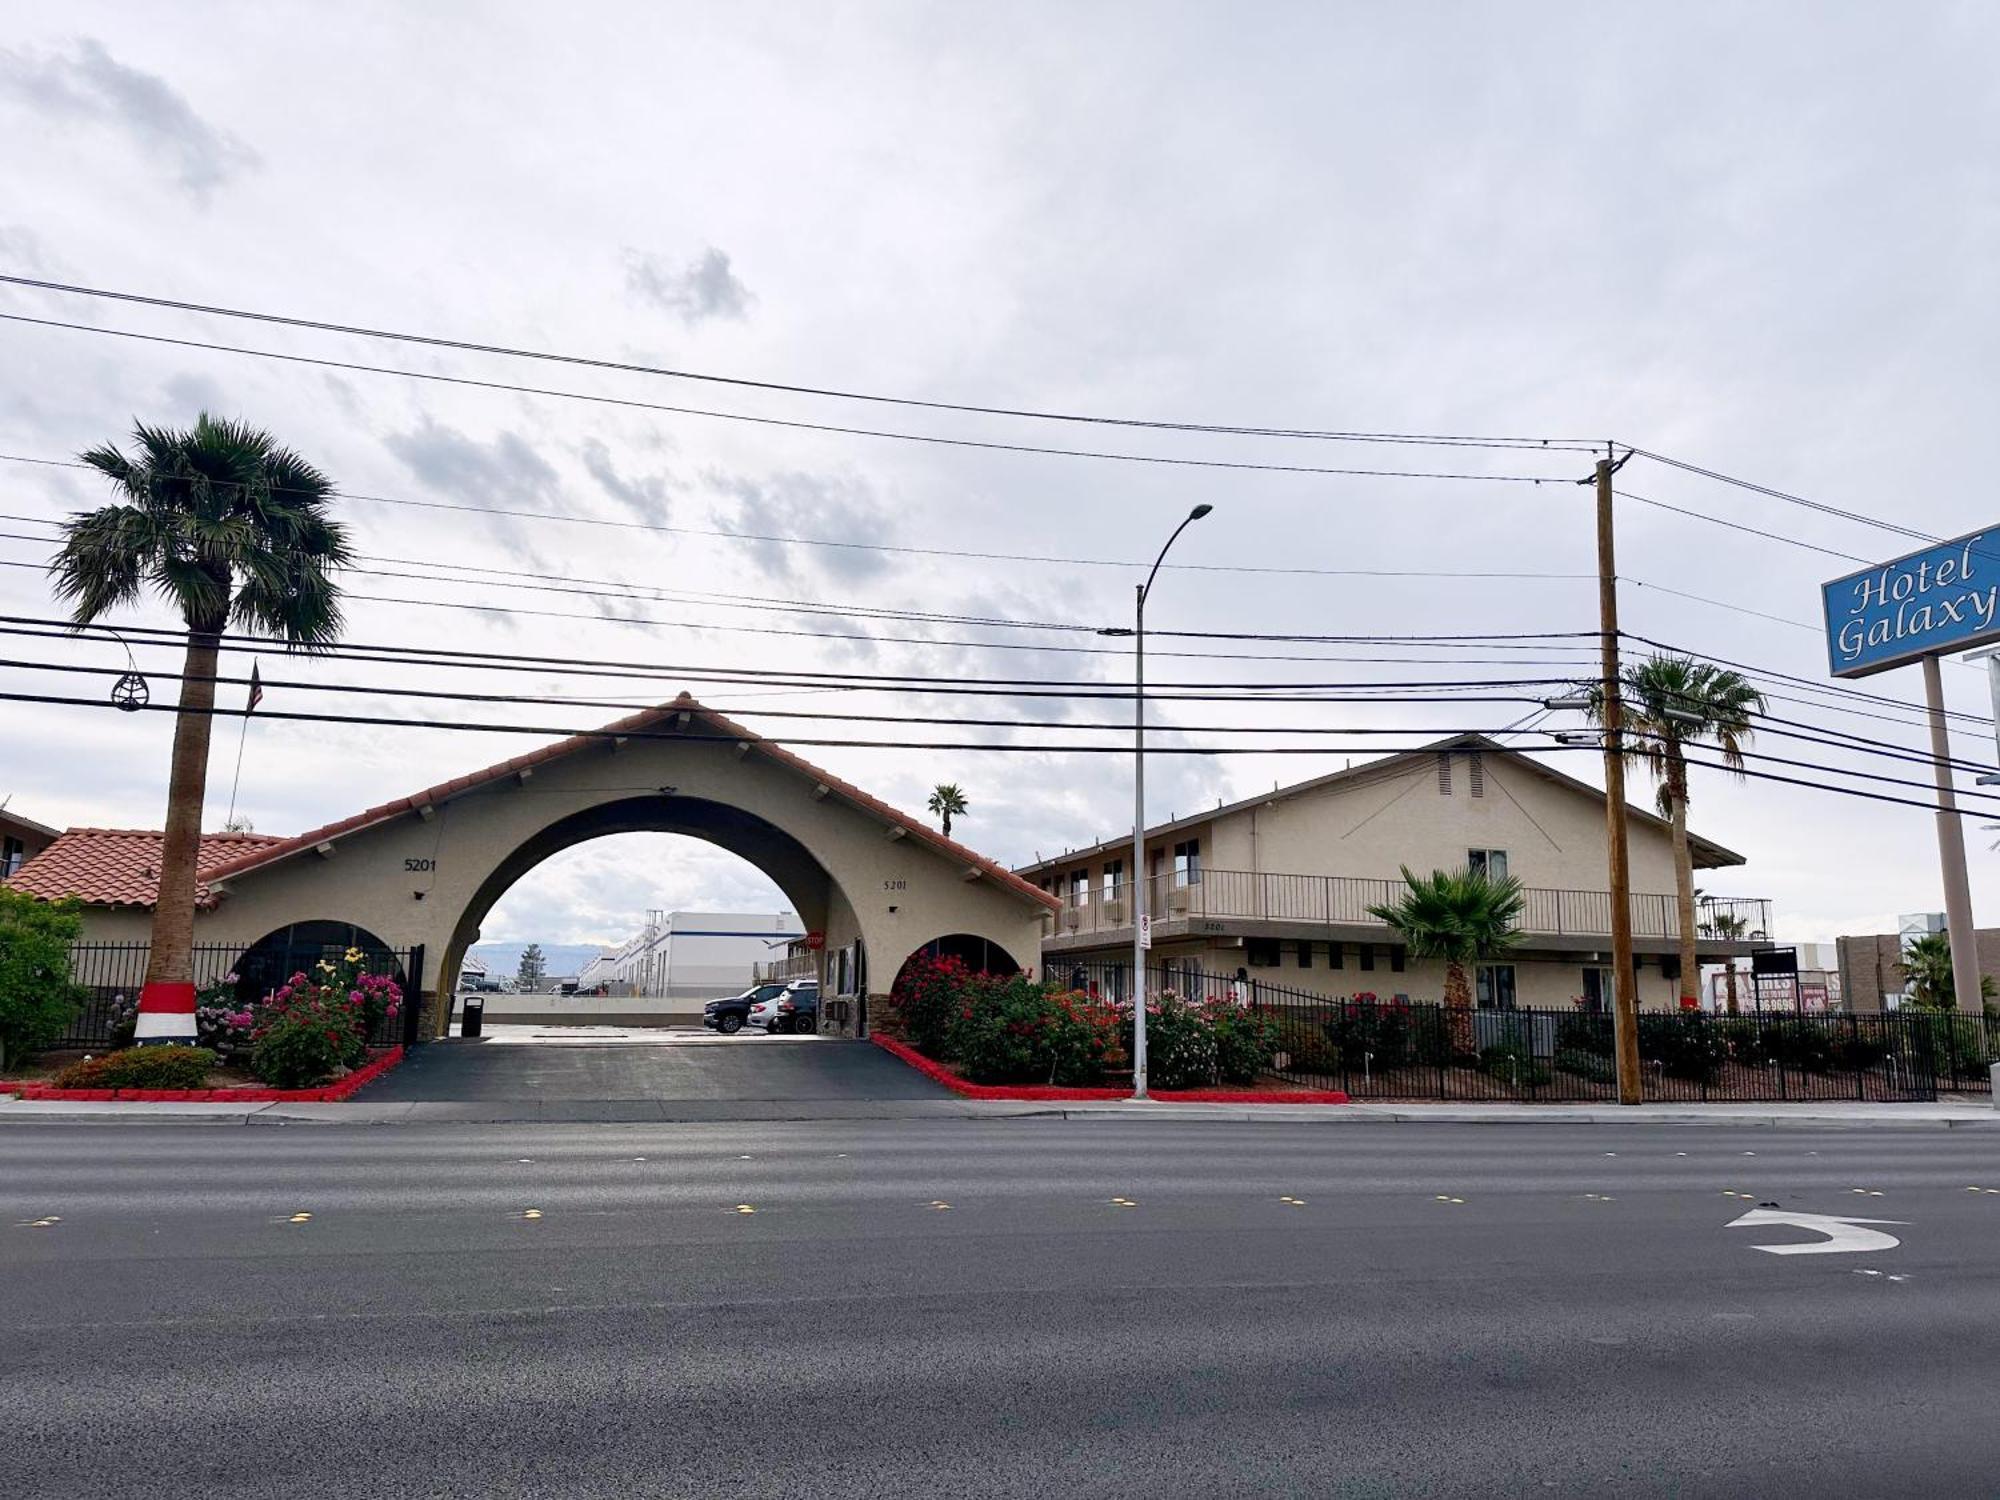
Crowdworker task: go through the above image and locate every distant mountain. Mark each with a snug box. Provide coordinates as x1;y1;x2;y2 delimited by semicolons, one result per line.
466;941;608;983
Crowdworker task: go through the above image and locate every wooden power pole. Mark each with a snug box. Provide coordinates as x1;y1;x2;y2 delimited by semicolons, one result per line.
1595;454;1643;1105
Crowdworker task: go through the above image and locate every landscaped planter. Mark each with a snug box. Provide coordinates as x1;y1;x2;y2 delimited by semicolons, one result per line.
873;1036;1348;1104
0;1045;405;1104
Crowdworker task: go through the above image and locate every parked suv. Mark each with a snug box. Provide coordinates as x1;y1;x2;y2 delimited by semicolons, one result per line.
751;979;821;1035
705;982;788;1036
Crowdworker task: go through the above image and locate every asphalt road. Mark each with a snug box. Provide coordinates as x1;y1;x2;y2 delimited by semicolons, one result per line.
3;1119;1998;1498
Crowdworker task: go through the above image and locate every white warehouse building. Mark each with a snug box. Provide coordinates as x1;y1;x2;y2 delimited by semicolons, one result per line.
578;910;804;999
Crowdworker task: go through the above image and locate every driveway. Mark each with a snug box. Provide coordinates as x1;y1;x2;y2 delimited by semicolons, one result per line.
354;1026;959;1119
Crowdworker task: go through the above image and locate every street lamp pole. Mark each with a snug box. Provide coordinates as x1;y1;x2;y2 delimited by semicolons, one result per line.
1126;503;1212;1100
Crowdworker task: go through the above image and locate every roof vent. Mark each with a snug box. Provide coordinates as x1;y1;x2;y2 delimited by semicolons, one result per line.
1469;752;1485;799
1436;753;1452;795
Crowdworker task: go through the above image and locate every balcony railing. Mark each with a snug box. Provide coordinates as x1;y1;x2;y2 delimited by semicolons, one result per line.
1049;868;1771;945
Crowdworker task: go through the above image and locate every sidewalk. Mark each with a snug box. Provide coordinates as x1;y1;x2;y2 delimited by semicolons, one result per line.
0;1094;1994;1127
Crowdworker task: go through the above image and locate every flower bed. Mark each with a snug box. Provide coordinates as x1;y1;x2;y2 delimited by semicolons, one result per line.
875;953;1347;1103
0;1044;404;1103
873;1035;1347;1104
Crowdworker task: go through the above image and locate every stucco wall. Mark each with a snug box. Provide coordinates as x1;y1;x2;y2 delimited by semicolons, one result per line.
73;731;1048;1038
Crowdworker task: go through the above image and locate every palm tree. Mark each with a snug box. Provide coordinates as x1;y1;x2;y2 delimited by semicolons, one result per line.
52;415;350;1043
927;783;968;838
1898;931;1993;1009
1591;654;1764;1010
1702;909;1748;1014
1369;865;1525;1056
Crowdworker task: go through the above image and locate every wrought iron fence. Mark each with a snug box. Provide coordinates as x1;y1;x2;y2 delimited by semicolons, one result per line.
1054;961;1987;1103
54;941;421;1051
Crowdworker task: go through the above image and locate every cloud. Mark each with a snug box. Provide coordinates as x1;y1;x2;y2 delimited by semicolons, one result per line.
623;246;753;326
0;39;256;199
706;469;894;585
162;370;227;416
384;420;560;512
581;437;672;525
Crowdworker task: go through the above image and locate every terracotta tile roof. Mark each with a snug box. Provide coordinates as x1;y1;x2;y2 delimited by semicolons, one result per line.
5;828;288;909
202;694;1061;911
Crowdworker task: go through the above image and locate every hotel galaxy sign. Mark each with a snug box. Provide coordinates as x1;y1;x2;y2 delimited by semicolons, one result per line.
1822;529;2000;679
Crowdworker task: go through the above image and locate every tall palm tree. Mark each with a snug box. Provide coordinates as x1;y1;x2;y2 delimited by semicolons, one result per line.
927;783;968;838
1591;654;1764;1010
1369;865;1525;1056
51;415;350;1043
1702;909;1748;1014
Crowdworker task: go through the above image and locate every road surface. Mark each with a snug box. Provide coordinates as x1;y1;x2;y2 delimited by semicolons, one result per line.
3;1119;1997;1497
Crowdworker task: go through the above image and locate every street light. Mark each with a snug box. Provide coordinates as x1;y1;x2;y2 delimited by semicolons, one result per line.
1122;503;1212;1099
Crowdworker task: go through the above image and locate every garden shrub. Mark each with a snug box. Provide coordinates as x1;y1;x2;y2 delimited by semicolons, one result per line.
1272;1013;1342;1078
248;952;403;1087
1130;992;1220;1090
1555;1014;1614;1057
1479;1041;1550;1088
1326;996;1414;1068
55;1045;216;1090
0;889;88;1071
193;974;256;1062
943;973;1120;1086
1554;1047;1615;1083
1638;1012;1727;1082
887;951;972;1055
1210;1005;1280;1086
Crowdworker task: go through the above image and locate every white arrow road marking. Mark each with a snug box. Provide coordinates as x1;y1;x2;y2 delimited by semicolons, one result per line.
1726;1208;1907;1256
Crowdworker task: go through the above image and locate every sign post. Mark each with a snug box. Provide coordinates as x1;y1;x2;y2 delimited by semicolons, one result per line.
1823;530;1999;1013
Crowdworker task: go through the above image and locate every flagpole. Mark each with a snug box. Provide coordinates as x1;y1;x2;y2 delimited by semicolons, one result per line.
225;660;259;828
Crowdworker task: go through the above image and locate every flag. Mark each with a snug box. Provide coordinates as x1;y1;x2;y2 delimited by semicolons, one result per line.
246;661;264;714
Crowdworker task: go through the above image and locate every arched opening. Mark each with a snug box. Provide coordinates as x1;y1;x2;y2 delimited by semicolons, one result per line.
472;832;799;1001
231;920;407;1008
438;796;843;1035
892;933;1023;995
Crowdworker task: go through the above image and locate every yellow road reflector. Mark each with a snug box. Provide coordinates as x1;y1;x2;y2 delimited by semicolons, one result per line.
1582;1193;1616;1202
1109;1197;1137;1207
735;1204;756;1214
1850;1188;1885;1197
1434;1195;1466;1204
288;1212;312;1223
1279;1196;1306;1206
25;1216;60;1228
521;1209;543;1220
929;1200;952;1210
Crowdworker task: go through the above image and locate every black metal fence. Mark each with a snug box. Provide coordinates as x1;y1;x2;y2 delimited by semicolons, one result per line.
55;941;422;1051
1056;961;1995;1103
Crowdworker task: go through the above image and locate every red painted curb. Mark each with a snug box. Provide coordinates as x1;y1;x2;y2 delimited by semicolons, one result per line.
870;1036;1349;1104
4;1045;406;1104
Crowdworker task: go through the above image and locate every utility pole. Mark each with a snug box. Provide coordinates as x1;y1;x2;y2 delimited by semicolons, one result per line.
1594;452;1643;1105
1922;654;1983;1013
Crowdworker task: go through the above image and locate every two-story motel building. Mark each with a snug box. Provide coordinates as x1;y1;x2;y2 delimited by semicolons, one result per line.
1018;735;1769;1011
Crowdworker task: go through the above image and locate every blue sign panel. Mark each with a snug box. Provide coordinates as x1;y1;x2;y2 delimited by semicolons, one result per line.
1823;527;2000;678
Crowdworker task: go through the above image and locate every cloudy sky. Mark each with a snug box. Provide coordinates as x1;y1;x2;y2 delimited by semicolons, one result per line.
1;3;1997;947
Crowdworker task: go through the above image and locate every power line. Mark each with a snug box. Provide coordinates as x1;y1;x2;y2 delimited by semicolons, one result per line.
1624;446;1937;545
0;611;1584;700
0;313;1579;485
0;455;1596;581
1616;487;1870;565
4;680;1990;820
0;273;1601;454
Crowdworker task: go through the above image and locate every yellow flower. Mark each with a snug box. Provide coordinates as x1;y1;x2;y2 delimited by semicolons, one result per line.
344;947;363;962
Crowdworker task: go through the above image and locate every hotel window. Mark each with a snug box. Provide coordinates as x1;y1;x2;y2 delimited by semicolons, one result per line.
0;836;20;878
1247;938;1281;969
1328;942;1344;970
1172;839;1202;887
1467;848;1509;881
1068;870;1090;908
1389;947;1406;973
1102;861;1123;900
1295;940;1313;969
1581;966;1612;1012
1476;964;1518;1010
1359;944;1375;972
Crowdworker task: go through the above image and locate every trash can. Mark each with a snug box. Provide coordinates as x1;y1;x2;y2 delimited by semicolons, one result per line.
461;995;484;1038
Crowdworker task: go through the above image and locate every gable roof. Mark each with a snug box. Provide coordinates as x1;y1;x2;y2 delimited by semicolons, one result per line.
201;693;1059;911
1017;733;1747;875
5;828;287;909
0;807;60;842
